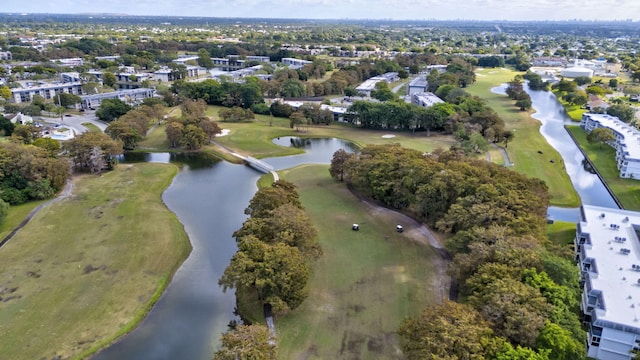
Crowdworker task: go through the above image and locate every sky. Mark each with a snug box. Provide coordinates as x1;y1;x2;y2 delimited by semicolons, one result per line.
2;0;640;21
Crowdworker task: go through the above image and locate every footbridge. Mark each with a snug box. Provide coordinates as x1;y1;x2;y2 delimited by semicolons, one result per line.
231;152;279;182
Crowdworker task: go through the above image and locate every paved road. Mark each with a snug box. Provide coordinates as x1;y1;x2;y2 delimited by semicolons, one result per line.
40;110;107;135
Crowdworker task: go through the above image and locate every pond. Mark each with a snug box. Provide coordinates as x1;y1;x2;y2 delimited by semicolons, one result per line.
493;84;620;222
93;138;355;360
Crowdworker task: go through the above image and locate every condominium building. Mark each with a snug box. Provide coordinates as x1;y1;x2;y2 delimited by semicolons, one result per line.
412;92;444;108
355;72;400;97
575;205;640;360
79;88;156;109
281;57;312;69
11;81;83;103
581;113;640;179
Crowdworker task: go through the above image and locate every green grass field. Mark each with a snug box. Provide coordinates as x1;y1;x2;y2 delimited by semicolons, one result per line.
468;68;580;207
144;104;456;159
566;126;640;210
274;165;441;359
551;90;587;122
546;221;577;249
0;163;191;360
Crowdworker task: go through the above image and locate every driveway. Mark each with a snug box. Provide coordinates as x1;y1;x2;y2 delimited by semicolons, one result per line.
41;110;107;135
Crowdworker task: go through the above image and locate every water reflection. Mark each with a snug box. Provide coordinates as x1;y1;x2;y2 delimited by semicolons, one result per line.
95;138;356;360
492;84;619;211
119;152;220;169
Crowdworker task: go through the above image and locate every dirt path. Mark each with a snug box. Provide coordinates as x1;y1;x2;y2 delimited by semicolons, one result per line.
355;195;453;302
0;179;74;249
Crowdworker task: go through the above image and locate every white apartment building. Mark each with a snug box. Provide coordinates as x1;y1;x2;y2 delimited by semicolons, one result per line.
355;72;400;97
576;205;640;360
412;92;444;108
11;81;83;103
281;57;312;69
79;88;156;109
581;113;640;180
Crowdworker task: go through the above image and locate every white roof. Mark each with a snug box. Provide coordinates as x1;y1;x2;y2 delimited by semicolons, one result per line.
585;113;640;162
581;205;640;329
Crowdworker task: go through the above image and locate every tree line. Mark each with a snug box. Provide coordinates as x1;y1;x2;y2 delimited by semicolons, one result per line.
330;144;584;359
219;180;320;314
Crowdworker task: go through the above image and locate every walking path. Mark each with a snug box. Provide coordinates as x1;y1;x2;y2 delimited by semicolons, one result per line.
0;180;73;249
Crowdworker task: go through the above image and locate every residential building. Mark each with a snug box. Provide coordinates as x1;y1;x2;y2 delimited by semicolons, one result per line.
60;72;81;83
79;88;156;109
11;81;83;103
0;51;12;60
575;205;640;360
581;113;640;179
355;72;400;97
246;56;271;63
532;57;567;67
412;92;444;108
116;72;151;90
408;76;429;96
282;57;312;69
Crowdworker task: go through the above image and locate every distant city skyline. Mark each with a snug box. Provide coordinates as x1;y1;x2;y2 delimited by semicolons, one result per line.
3;0;639;21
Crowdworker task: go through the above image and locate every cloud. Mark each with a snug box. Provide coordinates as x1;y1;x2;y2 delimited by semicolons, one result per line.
4;0;640;20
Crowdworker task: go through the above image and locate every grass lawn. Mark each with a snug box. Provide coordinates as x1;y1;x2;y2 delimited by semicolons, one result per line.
0;163;191;360
0;200;47;240
546;221;576;249
566;126;640;210
274;165;441;359
81;122;102;132
551;90;586;122
468;68;580;207
138;123;170;150
206;105;456;158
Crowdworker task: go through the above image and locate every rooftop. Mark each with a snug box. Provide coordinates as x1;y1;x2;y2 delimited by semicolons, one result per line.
581;205;640;330
585;113;640;162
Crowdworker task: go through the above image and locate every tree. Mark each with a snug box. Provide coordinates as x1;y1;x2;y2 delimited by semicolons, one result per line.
165;121;184;148
63;132;123;172
329;149;353;182
0;115;15;136
54;93;81;108
535;322;584;360
370;81;396;102
198;120;222;144
586;127;615;148
515;97;532;111
197;48;214;69
0;198;8;225
398;301;504;360
214;324;276;360
219;237;310;313
180;124;207;150
0;86;11;100
606;104;635;123
573;76;592;86
106;120;143;150
609;78;619;89
32;137;60;156
96;98;132;122
102;71;117;88
11;124;41;144
289;111;306;131
501;130;515;148
494;343;550;360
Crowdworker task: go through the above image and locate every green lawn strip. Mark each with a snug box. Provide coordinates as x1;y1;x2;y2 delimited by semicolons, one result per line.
138;123;170;150
81;122;102;132
275;165;439;359
0;163;191;360
551;90;586;122
566;126;640;210
0;200;47;240
546;221;577;249
468;68;580;207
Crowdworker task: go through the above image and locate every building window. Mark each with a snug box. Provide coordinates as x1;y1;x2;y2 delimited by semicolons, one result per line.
591;335;601;346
